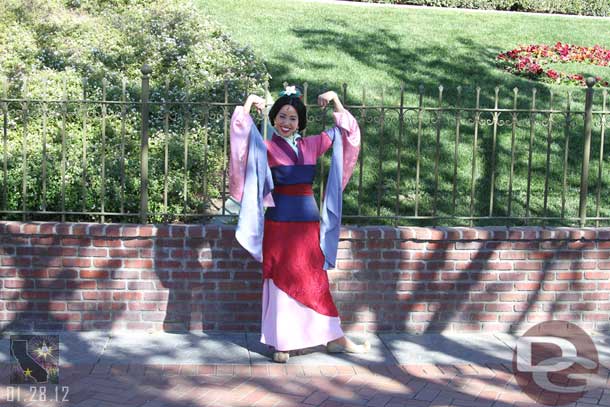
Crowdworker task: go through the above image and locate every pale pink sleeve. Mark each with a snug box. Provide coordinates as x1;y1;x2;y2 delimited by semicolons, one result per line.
306;133;333;159
333;110;361;190
229;106;253;202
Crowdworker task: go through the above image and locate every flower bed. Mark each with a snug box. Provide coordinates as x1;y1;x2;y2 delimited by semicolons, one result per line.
497;42;610;87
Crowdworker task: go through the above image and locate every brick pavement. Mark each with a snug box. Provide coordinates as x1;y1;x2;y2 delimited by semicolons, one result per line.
1;362;609;407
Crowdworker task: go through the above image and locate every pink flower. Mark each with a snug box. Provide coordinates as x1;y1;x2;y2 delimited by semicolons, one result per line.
528;63;543;74
497;42;609;88
546;69;559;80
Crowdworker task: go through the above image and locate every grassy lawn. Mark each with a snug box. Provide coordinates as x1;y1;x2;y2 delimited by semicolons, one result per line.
200;0;610;225
200;0;609;97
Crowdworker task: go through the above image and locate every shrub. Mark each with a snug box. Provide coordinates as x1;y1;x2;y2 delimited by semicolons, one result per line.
348;0;610;16
1;0;269;222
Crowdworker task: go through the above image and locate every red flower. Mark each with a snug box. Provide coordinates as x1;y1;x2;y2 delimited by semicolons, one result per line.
546;69;559;80
497;43;610;87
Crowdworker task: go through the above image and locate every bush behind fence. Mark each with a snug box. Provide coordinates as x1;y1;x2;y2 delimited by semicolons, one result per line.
348;0;610;17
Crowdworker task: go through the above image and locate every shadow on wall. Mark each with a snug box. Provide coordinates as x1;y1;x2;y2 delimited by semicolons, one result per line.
0;225;127;334
334;227;605;343
154;225;262;333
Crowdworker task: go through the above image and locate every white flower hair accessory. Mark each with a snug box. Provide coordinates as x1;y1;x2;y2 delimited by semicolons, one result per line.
279;86;302;99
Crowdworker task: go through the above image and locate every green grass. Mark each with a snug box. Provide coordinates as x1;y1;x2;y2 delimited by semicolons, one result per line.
200;0;610;95
200;0;610;226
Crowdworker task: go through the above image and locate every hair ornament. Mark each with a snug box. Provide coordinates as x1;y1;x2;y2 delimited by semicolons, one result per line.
279;85;302;99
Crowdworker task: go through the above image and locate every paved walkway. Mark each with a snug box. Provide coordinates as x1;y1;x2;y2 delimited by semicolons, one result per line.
1;331;609;406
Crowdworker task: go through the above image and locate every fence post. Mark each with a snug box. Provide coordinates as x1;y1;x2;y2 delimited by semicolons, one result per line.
140;64;152;224
579;77;596;227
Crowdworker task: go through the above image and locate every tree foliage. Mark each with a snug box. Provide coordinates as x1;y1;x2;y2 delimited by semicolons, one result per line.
0;0;269;222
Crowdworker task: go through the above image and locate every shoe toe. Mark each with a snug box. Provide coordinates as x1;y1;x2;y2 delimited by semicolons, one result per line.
272;351;290;363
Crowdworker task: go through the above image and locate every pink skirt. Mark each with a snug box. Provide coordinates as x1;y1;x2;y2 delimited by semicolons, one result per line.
260;279;344;351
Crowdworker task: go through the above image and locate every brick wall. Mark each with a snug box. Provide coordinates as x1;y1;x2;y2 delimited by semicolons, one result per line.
1;222;609;333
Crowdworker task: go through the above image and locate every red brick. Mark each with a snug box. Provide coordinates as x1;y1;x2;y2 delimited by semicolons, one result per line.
97;281;126;289
499;251;525;260
67;280;96;289
499;272;526;281
543;282;569;291
0;268;17;277
570;303;596;311
513;241;541;249
527;251;556;260
63;258;91;267
123;259;153;269
128;225;151;237
485;282;513;291
80;270;109;279
368;261;398;270
515;282;541;291
335;260;363;270
456;242;485;250
128;302;158;311
570;260;596;270
482;262;511;270
426;261;455;270
93;239;121;247
4;279;34;288
71;223;90;235
584;292;609;300
92;259;122;268
514;261;543;270
78;248;108;257
54;313;82;321
441;272;469;280
584;251;610;259
500;293;528;301
485;303;513;312
36;279;66;289
83;312;110;321
585;272;610;279
61;237;92;246
113;292;143;301
556;271;582;280
144;292;169;301
112;270;140;279
16;269;47;278
459;228;477;239
21;291;50;299
583;313;610;321
470;313;497;321
124;239;153;248
571;282;596;290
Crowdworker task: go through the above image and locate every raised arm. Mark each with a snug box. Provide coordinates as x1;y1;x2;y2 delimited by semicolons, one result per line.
318;91;360;189
229;94;268;203
317;91;345;113
243;94;267;115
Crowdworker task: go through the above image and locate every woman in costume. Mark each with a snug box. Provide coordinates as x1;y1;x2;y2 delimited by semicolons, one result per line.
229;86;369;363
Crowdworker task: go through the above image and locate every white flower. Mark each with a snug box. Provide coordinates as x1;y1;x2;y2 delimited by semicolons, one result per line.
284;85;296;95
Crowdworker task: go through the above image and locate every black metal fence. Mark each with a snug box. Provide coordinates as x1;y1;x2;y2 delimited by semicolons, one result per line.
1;66;608;226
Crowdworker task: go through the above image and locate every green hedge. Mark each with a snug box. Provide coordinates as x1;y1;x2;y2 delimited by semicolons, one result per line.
0;0;269;222
349;0;610;16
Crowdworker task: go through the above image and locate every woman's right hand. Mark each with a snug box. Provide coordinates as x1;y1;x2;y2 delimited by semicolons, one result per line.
244;94;266;114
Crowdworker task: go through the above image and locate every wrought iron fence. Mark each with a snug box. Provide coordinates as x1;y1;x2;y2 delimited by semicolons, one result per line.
1;66;608;226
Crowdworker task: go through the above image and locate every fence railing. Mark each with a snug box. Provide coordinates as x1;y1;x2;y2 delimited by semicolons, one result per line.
1;66;609;226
